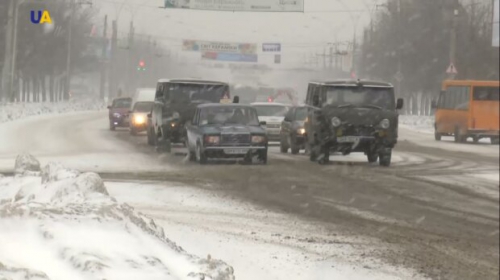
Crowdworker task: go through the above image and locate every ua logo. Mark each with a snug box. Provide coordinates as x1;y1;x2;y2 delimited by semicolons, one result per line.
30;10;53;24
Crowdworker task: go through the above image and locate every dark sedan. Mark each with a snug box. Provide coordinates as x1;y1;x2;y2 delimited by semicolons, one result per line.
186;104;268;164
107;97;132;130
280;105;313;154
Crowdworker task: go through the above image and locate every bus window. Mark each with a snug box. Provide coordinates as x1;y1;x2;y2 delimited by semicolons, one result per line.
473;87;500;101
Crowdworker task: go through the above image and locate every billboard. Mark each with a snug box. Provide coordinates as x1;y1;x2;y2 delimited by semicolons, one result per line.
183;40;257;54
165;0;304;12
263;43;281;52
202;52;258;63
493;0;499;47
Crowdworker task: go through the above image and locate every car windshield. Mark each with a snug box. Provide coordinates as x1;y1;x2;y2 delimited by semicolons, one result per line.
168;83;229;103
199;106;259;126
112;99;132;108
253;105;288;117
325;86;395;109
295;107;308;121
133;102;153;112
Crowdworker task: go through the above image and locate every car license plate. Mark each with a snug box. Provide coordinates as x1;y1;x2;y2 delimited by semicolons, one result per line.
337;136;361;143
224;148;249;155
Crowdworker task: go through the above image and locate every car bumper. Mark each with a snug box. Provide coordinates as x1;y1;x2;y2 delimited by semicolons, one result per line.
467;130;499;137
110;118;129;127
204;146;267;158
130;122;147;131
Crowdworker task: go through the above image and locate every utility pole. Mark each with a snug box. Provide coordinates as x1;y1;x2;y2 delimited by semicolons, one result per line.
125;20;134;93
449;1;459;80
99;15;108;100
329;45;333;70
64;0;76;100
9;0;20;101
109;20;117;99
1;0;14;102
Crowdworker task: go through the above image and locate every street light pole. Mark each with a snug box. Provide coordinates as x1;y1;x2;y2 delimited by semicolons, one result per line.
65;0;75;100
9;0;20;101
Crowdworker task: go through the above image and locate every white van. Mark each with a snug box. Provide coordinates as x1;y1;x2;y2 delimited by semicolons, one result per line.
131;88;156;107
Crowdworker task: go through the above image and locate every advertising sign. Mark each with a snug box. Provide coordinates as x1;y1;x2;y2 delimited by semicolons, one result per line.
263;43;281;52
165;0;304;12
493;0;499;47
202;52;258;63
183;40;257;54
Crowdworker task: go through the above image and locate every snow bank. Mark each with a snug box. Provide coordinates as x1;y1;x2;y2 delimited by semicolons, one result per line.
0;99;105;124
0;155;235;280
399;115;434;134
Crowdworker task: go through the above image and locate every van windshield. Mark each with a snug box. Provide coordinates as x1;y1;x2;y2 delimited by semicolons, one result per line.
325;86;395;109
168;83;229;103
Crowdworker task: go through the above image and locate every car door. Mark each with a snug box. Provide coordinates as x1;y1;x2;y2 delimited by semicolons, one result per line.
186;108;199;150
281;108;294;138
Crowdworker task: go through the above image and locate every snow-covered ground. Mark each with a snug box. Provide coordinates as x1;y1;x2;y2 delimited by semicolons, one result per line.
399;115;434;134
0;155;234;280
0;99;105;124
107;181;427;280
0;111;175;173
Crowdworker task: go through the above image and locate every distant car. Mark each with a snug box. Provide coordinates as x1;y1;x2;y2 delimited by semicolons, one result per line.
186;104;268;164
108;97;132;130
304;79;403;166
280;105;314;154
251;102;290;141
129;101;154;135
148;79;231;151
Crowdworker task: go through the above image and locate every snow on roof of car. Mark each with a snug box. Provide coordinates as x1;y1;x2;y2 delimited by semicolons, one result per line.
157;78;228;85
309;79;393;88
197;103;253;109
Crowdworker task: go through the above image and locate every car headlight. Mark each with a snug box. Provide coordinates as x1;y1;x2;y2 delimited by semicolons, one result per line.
134;115;145;124
113;112;121;118
331;117;341;127
252;135;266;143
204;135;220;144
297;128;306;135
380;119;390;129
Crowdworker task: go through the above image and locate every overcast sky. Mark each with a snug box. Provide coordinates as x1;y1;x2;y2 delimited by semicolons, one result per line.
92;0;380;66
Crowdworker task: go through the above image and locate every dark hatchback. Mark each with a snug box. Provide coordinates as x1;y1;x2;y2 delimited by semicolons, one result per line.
108;97;132;130
280;105;314;154
186;104;268;164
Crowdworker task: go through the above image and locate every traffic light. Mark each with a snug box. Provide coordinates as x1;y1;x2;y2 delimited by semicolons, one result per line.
137;60;146;71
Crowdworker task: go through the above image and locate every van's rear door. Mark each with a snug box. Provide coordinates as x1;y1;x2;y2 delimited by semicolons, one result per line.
471;86;499;131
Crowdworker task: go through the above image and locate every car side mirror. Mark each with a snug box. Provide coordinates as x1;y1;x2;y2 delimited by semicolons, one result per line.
396;98;404;110
147;113;152;118
107;105;111;109
233;95;240;104
259;121;267;126
431;100;437;109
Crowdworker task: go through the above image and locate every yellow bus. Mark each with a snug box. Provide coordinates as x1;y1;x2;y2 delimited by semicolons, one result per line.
432;80;499;144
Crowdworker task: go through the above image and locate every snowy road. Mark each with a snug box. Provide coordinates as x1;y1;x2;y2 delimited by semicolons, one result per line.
0;111;498;280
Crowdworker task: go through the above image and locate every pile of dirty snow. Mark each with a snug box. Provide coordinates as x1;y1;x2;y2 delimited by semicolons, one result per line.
399;115;434;134
0;99;105;123
0;154;234;280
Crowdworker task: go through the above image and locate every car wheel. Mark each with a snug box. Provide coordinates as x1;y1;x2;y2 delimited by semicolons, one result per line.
367;152;378;163
318;147;330;165
280;136;288;153
130;127;137;136
434;131;441;141
109;122;116;131
454;127;466;143
379;149;392;167
472;136;479;143
147;127;154;145
196;143;207;164
259;149;268;164
290;139;300;155
186;139;196;161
